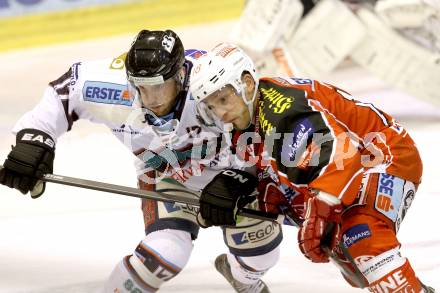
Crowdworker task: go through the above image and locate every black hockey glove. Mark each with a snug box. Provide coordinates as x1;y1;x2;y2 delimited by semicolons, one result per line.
197;169;258;227
0;129;55;198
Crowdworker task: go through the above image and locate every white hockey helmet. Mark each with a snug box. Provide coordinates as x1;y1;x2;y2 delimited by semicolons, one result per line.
190;43;258;128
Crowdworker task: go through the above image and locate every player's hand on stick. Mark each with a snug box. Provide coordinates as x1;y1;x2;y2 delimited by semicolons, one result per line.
298;192;343;263
197;169;258;227
0;129;55;198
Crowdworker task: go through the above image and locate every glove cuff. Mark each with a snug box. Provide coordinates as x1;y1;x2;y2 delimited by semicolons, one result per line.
310;194;343;223
317;192;341;206
16;129;55;152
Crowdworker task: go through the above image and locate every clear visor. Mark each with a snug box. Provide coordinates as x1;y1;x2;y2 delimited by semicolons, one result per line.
127;75;181;139
127;73;165;101
196;101;218;127
128;78;176;109
128;75;165;86
196;84;240;131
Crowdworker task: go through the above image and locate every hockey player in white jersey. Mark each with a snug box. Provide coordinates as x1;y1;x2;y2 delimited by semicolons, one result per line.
0;30;281;293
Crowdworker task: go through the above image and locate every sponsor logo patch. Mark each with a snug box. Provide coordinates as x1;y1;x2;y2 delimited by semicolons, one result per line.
357;247;407;285
354;255;375;266
374;174;404;222
164;202;198;216
185;49;206;59
231;222;277;245
342;223;371;248
21;132;55;148
368;270;411;293
281;118;314;166
260;87;294;114
83;81;132;106
361;252;400;279
110;52;127;70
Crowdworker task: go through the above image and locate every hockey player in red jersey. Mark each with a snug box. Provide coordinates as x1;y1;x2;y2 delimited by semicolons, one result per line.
0;31;281;293
190;43;435;292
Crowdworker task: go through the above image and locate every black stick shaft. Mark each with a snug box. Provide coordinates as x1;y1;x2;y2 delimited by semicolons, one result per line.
0;165;282;223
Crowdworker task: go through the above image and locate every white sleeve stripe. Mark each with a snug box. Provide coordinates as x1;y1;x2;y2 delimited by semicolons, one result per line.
355;102;389;126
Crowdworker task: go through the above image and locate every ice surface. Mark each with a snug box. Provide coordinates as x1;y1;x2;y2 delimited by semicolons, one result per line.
0;20;439;293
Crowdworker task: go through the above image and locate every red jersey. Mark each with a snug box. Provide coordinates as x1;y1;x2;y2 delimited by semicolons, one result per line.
235;77;422;210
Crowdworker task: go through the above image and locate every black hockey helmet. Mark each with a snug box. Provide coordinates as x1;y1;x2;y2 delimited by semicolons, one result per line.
126;29;185;85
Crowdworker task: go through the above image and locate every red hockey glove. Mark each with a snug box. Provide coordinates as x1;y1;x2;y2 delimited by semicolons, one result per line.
256;173;307;215
257;180;288;215
298;192;343;263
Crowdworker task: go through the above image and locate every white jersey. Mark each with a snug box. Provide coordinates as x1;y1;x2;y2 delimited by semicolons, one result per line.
12;50;237;191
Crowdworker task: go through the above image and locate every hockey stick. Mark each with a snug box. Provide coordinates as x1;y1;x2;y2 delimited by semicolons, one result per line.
322;245;368;288
0;166;368;286
322;224;369;288
0;165;283;224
